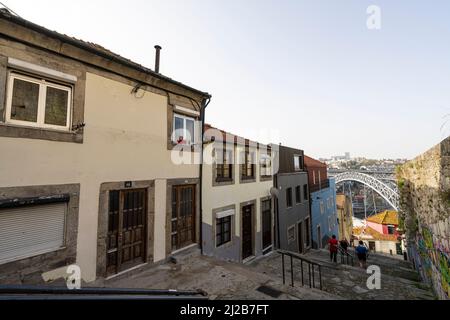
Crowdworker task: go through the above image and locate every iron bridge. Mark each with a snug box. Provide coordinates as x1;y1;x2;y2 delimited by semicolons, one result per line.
330;171;399;211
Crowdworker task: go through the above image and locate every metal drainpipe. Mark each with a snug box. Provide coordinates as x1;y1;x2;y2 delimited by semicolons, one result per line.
199;97;211;254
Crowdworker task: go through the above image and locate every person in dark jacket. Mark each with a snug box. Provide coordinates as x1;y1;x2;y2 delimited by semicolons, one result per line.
340;238;349;253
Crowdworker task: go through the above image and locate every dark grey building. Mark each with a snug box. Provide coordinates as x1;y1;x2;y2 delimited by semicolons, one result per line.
273;145;311;253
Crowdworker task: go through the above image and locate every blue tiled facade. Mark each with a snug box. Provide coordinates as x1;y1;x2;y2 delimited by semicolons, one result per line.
310;178;339;249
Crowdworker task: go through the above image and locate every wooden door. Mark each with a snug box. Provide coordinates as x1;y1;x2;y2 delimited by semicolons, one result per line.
106;189;147;276
171;185;196;251
298;222;304;253
242;204;253;260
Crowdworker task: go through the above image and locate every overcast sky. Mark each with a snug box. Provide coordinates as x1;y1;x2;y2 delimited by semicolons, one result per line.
4;0;450;159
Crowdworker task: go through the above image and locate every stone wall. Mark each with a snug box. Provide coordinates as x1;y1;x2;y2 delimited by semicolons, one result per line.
397;136;450;300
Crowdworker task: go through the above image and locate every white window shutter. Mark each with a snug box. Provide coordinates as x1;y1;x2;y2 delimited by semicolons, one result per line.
0;203;66;264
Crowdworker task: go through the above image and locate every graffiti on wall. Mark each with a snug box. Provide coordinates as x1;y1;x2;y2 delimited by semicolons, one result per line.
415;226;450;299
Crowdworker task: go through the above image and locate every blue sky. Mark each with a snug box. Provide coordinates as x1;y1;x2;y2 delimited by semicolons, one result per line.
5;0;450;159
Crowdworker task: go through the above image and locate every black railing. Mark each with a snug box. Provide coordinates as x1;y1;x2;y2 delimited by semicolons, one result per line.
0;285;208;300
338;246;354;266
278;250;323;291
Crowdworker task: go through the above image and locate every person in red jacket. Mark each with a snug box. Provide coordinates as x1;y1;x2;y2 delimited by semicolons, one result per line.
328;235;338;263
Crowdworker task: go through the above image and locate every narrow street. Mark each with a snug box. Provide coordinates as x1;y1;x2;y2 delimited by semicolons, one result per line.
90;247;435;300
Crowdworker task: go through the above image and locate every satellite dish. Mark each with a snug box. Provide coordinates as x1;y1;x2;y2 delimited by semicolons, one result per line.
270;187;279;198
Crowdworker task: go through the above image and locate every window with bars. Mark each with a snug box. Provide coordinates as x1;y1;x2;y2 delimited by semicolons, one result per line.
216;216;231;247
241;148;255;180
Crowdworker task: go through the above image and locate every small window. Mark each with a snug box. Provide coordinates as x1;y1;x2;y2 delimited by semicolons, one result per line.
286;187;293;208
295;186;301;204
294;155;302;171
6;72;72;130
303;185;309;201
216;144;233;182
241;148;255;180
172;113;196;145
287;225;296;243
387;225;395;235
260;153;272;178
320;201;324;214
216;216;232;247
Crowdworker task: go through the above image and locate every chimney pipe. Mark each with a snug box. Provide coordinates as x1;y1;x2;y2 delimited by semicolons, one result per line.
154;45;162;73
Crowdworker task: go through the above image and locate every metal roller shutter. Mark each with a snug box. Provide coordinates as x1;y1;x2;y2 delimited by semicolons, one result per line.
0;202;66;264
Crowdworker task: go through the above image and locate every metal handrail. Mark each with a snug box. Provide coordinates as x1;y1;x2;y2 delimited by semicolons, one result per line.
338;246;354;266
0;285;208;300
277;250;323;291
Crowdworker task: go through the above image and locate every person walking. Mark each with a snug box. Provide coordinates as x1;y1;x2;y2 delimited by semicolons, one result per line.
355;240;368;268
328;235;338;263
340;238;349;253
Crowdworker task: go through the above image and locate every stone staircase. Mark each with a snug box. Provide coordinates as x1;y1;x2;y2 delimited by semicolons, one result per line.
249;249;435;300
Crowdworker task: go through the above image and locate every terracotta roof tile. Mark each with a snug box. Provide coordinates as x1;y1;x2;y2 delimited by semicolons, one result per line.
366;210;399;225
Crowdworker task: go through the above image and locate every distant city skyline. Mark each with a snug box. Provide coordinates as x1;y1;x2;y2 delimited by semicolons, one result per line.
5;0;450;160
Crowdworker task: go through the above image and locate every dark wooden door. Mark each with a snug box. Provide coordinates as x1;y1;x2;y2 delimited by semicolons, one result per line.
171;185;196;251
106;189;147;276
262;199;272;250
242;204;253;260
298;222;304;253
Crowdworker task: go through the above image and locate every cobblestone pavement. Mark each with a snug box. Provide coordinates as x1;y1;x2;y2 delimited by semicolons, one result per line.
91;251;339;300
90;248;435;300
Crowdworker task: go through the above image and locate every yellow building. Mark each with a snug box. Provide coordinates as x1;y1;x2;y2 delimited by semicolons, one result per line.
336;194;353;242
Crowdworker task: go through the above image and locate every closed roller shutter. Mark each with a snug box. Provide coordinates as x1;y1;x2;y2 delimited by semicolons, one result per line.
0;202;66;264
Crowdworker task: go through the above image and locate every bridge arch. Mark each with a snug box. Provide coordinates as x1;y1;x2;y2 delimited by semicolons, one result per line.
333;171;399;211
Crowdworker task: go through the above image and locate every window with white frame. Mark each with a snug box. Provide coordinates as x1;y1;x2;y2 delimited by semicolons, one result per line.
6;72;72;130
294;155;301;171
172;113;196;145
260;153;272;177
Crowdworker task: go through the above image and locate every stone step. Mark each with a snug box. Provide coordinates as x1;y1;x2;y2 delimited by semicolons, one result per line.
169;245;201;264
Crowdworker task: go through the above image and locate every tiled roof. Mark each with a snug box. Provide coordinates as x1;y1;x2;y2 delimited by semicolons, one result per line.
0;8;210;98
353;226;399;242
304;155;327;168
204;124;267;147
366;210;399;225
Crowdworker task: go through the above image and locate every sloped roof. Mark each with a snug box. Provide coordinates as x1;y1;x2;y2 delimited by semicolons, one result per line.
366;210;399;225
304;155;327;168
204;124;268;148
353;226;398;242
0;8;210;98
